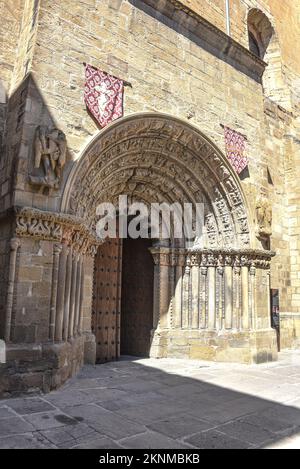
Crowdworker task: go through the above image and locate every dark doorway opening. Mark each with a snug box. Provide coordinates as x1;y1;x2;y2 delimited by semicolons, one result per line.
92;237;154;363
121;238;154;357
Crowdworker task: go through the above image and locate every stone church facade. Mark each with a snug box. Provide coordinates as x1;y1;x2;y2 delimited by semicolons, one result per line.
0;0;299;396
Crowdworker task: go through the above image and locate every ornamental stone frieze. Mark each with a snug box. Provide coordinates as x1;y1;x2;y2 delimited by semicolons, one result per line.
149;247;275;269
14;207;101;256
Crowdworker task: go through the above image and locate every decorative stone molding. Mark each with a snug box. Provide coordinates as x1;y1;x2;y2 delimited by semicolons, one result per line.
14;207;101;256
150;247;275;268
5;238;20;342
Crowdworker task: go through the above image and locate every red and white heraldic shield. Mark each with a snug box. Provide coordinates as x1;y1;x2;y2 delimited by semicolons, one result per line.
84;63;124;128
223;126;248;175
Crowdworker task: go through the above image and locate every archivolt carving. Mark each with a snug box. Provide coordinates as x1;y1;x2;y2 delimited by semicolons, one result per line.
62;113;252;249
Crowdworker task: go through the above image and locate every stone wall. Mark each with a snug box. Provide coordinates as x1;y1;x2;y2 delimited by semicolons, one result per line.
0;217;13;339
0;0;23;148
280;313;300;350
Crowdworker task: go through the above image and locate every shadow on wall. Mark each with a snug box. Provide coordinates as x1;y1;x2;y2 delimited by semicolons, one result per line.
128;0;265;84
1;356;297;448
0;73;77;345
0;80;7;155
1;72;76;212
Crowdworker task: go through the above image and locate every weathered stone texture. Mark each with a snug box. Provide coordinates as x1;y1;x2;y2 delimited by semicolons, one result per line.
0;0;300;394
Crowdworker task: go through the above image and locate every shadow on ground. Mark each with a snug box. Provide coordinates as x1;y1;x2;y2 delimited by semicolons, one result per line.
0;351;300;449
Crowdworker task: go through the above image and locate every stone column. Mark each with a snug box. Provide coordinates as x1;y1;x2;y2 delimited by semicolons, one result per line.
159;252;170;329
49;243;62;341
249;263;256;330
182;257;191;329
168;253;176;329
207;255;216;331
55;244;68;342
241;256;250;331
68;251;78;339
216;265;224;331
152;258;160;329
233;258;241;330
79;258;85;334
191;255;200;329
266;268;271;328
5;238;20;342
224;256;233;330
200;265;208;329
173;252;184;329
63;247;73;341
74;256;83;336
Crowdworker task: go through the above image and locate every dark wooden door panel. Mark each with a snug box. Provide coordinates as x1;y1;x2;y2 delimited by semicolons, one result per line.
92;238;122;363
121;238;154;357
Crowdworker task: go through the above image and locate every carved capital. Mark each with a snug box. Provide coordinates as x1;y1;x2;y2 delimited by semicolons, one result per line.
10;238;20;252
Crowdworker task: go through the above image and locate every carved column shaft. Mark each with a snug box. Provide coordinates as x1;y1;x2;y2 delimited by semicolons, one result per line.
241;265;250;330
5;238;20;342
49;244;62;341
182;262;190;329
224;265;233;329
55;244;68;342
200;266;207;329
233;265;241;330
63;248;73;341
250;265;256;330
74;257;83;336
207;266;216;330
152;262;160;329
173;264;183;329
79;259;85;334
68;252;78;339
159;262;170;329
191;264;199;329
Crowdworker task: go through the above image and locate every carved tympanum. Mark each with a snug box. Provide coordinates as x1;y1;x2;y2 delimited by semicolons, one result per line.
30;126;67;189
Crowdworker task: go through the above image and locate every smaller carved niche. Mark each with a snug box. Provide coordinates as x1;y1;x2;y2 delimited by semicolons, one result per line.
29;125;67;189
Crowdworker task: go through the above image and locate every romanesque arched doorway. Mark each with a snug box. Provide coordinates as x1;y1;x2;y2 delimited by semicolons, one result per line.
61;113;277;364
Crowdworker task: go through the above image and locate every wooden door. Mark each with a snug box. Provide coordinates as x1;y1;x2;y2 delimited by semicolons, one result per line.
121;238;154;357
92;238;122;363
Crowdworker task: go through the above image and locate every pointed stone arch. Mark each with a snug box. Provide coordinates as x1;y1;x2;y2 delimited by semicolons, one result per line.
61;113;253;249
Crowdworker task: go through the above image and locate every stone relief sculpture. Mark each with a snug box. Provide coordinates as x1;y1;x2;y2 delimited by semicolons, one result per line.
256;195;272;237
30;125;67;189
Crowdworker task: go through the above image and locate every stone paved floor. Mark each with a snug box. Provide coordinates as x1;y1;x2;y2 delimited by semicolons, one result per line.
1;350;300;449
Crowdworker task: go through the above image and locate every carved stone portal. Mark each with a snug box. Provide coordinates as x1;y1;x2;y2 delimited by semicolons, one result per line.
30;125;67;189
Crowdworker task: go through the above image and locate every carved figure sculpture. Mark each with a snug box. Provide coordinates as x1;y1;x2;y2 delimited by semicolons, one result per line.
30;126;67;188
256;195;272;237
